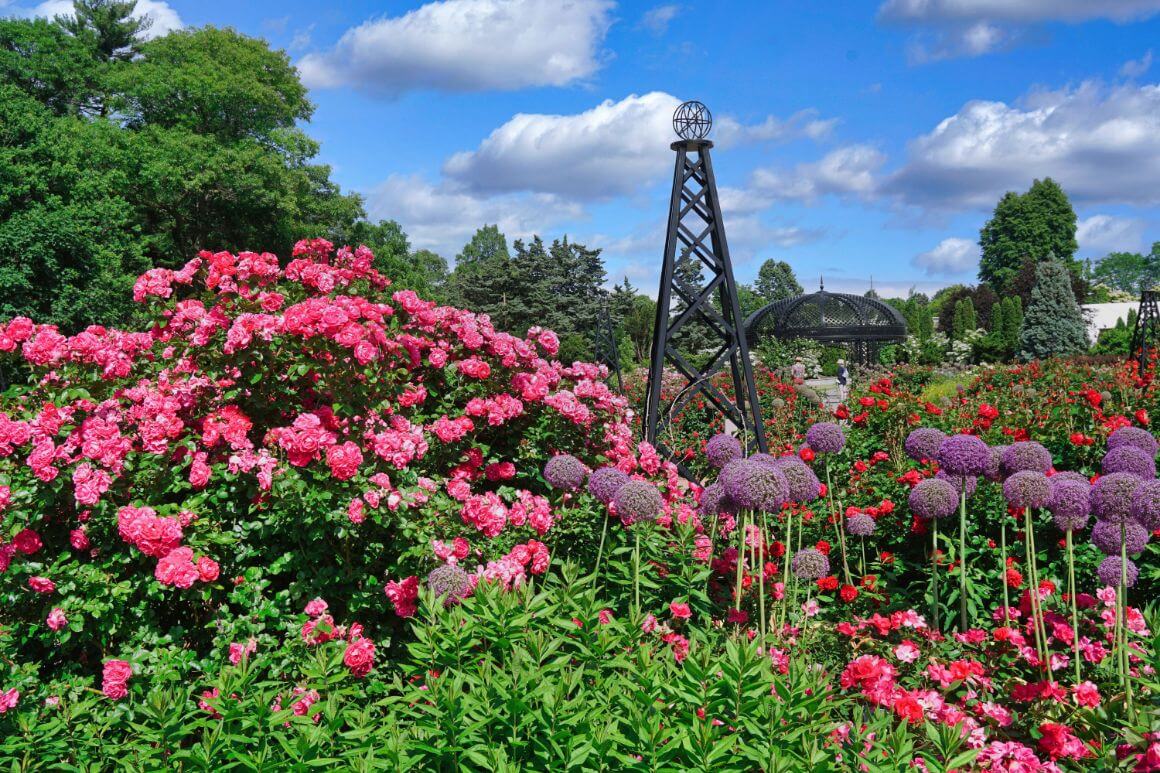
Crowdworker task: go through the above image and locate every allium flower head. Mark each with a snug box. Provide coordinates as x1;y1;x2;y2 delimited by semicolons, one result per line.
983;445;1005;482
775;458;822;502
1130;478;1160;531
700;480;739;517
1090;519;1149;556
543;454;586;492
587;466;629;504
937;434;990;477
936;469;977;499
1049;471;1089;486
614;480;663;525
748;453;779;468
1047;479;1091;532
908;478;958;520
846;513;876;537
1000;442;1052;476
791;548;830;580
721;459;788;511
1101;445;1156;479
705;433;743;469
427;564;471;606
1003;471;1051;510
1107;426;1159;456
1097;555;1138;588
805;422;845;454
905;427;947;463
1090;472;1142;524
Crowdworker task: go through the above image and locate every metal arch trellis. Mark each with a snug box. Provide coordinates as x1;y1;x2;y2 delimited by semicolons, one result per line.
593;296;624;393
1129;290;1160;374
643;102;768;466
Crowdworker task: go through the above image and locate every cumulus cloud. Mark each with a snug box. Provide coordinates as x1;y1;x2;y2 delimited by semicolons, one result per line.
639;4;681;34
749;145;887;202
913;237;978;274
25;0;182;37
297;0;613;96
879;0;1160;61
714;109;837;147
1076;214;1147;255
366;175;583;258
444;93;834;199
885;81;1160;209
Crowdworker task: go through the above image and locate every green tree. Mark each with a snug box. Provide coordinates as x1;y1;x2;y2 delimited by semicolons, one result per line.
1092;243;1160;296
951;298;977;340
1002;297;1023;355
754;259;802;303
1019;260;1088;361
624;295;655;363
979;178;1078;294
58;0;150;63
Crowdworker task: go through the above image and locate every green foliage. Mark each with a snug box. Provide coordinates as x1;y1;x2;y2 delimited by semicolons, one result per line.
754;259;803;303
950;298;977;340
1091;243;1160;296
1091;308;1138;356
979;178;1079;294
1019;260;1089;361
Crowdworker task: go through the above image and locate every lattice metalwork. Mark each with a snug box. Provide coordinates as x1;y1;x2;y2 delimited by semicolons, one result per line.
643;102;767;463
593;296;623;392
745;281;908;364
1129;290;1160;373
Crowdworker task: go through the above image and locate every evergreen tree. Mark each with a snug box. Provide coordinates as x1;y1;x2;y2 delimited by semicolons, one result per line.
58;0;150;62
951;298;977;339
979;178;1079;294
990;299;1005;335
449;225;515;326
1006;296;1024;353
609;277;638;322
1019;261;1088;361
670;250;718;365
754;259;802;302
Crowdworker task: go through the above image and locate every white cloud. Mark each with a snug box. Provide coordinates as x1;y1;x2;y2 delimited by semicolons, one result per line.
444;93;834;199
26;0;182;37
878;0;1160;24
913;237;977;274
1076;214;1147;255
298;0;613;96
880;1;1160;61
366;175;584;258
886;81;1160;209
749;144;887;202
714;109;837;147
639;4;681;34
289;25;315;52
1121;50;1154;78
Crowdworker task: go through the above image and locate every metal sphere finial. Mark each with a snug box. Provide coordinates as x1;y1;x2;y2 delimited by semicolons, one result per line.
673;100;712;140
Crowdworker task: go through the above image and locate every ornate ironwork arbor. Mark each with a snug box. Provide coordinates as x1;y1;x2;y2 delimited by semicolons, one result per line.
643;101;768;461
744;280;908;364
1129;290;1160;373
593;296;623;392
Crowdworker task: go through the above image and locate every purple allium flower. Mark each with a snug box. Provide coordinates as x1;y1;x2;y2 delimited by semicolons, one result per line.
587;466;630;504
1130;478;1160;531
1107;426;1159;456
774;458;822;502
1047;478;1091;532
905;427;947;463
749;453;780;468
1097;555;1139;588
983;446;1005;483
705;433;743;469
614;480;663;525
721;460;788;511
1091;519;1150;556
698;481;734;517
1049;471;1090;486
1101;445;1157;479
543;454;586;492
805;422;845;454
1003;471;1051;510
1000;442;1053;476
791;548;830;581
846;513;876;537
908;477;958;520
937;434;990;477
1090;472;1143;524
936;469;977;499
427;564;471;607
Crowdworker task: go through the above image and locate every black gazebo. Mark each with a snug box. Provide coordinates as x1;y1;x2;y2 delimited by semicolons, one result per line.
744;281;907;364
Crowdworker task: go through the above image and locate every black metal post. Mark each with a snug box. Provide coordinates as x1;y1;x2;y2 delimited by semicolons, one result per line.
1130;290;1160;374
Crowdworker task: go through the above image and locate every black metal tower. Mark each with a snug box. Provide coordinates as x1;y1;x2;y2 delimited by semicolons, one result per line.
1129;290;1160;373
594;296;624;392
643;101;768;462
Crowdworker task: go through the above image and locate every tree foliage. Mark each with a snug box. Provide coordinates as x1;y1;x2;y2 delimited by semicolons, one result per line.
1091;242;1160;296
979;178;1079;294
1019;260;1089;361
754;259;803;303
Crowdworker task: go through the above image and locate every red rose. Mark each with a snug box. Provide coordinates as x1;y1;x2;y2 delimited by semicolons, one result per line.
817;575;839;592
343;637;376;678
839;584;858;602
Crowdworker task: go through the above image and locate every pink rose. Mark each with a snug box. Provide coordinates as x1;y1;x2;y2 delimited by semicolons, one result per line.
102;660;132;700
13;528;42;555
343;637;376;678
304;597;328;617
196;556;220;582
669;601;692;620
46;607;67;631
28;576;55;594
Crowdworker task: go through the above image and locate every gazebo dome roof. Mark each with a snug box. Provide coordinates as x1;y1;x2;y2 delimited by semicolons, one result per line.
745;282;907;346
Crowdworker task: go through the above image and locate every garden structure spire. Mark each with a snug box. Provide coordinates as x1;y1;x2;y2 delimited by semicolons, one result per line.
643;101;768;466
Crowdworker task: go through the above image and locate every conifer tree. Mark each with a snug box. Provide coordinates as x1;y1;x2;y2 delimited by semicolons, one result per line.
1019;261;1089;360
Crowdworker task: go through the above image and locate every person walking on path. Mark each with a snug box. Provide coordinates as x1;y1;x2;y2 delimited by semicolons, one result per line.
836;358;849;403
791;357;806;385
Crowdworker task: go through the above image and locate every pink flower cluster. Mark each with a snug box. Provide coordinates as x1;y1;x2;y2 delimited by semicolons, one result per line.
101;660;132;700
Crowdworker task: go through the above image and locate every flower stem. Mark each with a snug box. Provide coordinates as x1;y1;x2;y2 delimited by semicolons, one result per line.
1000;519;1010;622
593;511;610;581
931;521;940;632
958;485;968;631
633;530;641;613
733;511;747;616
1066;530;1081;685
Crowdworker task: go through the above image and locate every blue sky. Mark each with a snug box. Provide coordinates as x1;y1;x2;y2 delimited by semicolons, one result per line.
8;0;1160;298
